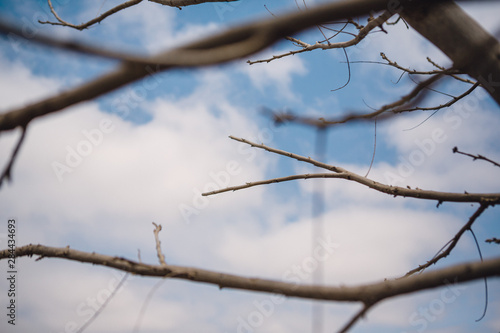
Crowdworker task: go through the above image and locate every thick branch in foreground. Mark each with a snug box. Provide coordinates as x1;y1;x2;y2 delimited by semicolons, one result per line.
1;244;499;304
0;0;434;132
214;137;500;204
401;1;500;105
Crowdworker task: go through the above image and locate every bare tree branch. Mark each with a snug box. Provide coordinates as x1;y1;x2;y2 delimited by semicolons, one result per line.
76;273;129;333
0;125;27;188
0;21;164;64
1;244;499;305
453;146;500;168
401;203;489;278
339;303;373;333
152;222;167;265
149;0;240;7
401;1;500;105
265;73;443;128
426;56;476;84
39;0;144;30
395;81;480;114
39;0;242;31
247;10;394;65
223;137;500;204
379;52;460;76
0;0;405;133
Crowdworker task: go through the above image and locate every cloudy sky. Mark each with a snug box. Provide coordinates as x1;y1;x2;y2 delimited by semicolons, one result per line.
1;0;500;332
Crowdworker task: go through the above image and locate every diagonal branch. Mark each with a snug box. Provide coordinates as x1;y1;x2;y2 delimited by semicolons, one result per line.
396;81;480;114
39;0;144;30
266;73;443;128
202;172;339;196
486;238;500;244
0;125;28;188
339;303;374;333
225;137;500;204
401;1;500;105
401;203;490;278
1;244;499;305
453;146;500;168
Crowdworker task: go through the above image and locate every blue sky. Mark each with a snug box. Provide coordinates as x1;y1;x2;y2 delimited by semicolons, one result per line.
0;1;500;332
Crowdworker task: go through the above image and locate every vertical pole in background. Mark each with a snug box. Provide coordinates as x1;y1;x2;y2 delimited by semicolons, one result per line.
312;127;327;332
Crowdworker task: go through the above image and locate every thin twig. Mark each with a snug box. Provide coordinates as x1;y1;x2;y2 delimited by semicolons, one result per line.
133;278;167;333
338;303;374;333
453;147;500;168
152;222;167;265
426;56;476;84
76;273;129;333
380;52;459;76
39;0;144;30
486;238;500;244
149;0;240;7
216;137;500;204
468;227;488;322
0;125;28;188
401;203;489;278
1;244;500;304
248;10;393;65
401;82;480;130
364;118;377;178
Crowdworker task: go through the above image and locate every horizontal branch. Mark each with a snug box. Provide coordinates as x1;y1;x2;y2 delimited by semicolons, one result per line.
1;244;499;304
266;73;443;128
224;137;500;204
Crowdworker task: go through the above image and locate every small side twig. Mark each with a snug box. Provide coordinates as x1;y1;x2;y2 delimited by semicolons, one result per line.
260;74;443;128
338;302;374;333
247;10;393;65
152;222;167;266
486;238;500;244
453;147;500;168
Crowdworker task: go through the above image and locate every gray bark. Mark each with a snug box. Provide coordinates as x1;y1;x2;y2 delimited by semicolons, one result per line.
401;1;500;105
